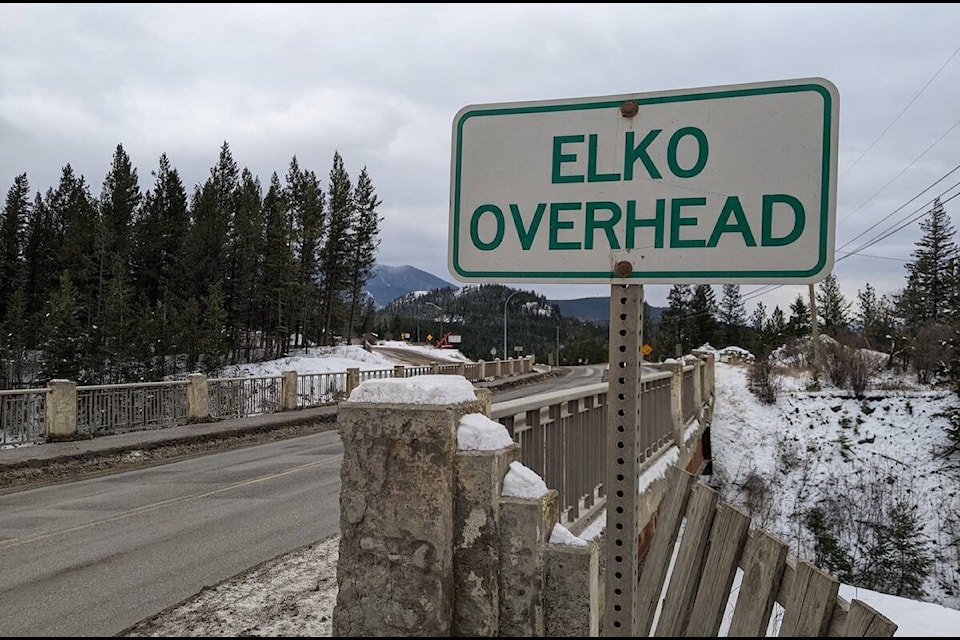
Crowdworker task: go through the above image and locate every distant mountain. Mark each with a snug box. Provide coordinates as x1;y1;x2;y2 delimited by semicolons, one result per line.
550;297;664;323
365;264;459;308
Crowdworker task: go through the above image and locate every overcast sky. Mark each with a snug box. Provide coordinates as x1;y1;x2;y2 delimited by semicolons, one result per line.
2;4;959;314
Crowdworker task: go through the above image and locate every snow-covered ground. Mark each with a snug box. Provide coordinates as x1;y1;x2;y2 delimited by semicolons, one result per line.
122;351;960;637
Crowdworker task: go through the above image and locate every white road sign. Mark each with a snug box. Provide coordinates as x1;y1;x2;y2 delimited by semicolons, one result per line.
449;77;839;284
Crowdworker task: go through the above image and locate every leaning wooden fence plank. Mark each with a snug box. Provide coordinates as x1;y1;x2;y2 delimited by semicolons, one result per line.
826;597;850;637
728;529;789;637
654;482;718;637
685;502;751;636
843;599;899;637
779;560;839;637
635;467;698;636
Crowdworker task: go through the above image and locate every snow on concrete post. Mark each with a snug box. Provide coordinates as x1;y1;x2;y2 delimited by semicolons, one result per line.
333;374;488;637
544;524;600;637
186;373;209;422
45;379;77;439
393;364;405;378
280;370;297;411
666;359;684;447
453;413;520;636
499;461;558;637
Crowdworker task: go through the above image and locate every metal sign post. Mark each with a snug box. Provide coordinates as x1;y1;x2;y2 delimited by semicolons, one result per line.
603;281;644;635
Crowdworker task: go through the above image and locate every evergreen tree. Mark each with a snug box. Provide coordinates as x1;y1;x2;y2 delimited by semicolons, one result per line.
857;283;898;350
99;260;139;383
860;501;933;598
98;144;141;277
0;173;30;319
226;168;263;362
132;153;190;306
749;301;768;355
766;305;787;348
284;158;325;347
787;293;810;339
345;167;382;343
199;282;228;373
817;273;851;336
688;284;719;349
0;287;28;388
39;272;89;382
48;166;99;324
319;151;354;344
261;173;296;357
658;284;692;356
805;506;853;582
718;284;746;347
21;192;58;340
898;197;958;326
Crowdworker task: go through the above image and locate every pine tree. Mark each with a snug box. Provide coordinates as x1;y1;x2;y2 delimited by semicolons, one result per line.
49;166;99;325
787;293;810;338
284;158;325;347
1;287;28;388
132;153;190;306
0;173;30;320
658;284;692;356
319;151;354;345
688;284;719;349
39;272;88;382
899;197;958;326
718;284;746;347
860;501;932;598
199;282;228;373
98;144;141;278
345;167;382;343
817;273;851;336
21;192;58;342
261;173;296;357
857;283;897;350
99;260;138;383
766;305;787;348
226;168;263;363
749;301;768;355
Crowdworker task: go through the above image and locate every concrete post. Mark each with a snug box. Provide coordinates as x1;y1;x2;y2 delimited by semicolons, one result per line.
668;360;684;447
393;364;406;378
457;362;465;376
45;379;77;439
333;383;488;637
478;360;486;379
280;370;297;411
544;542;600;637
345;368;360;397
692;357;703;419
499;489;558;637
431;361;440;375
186;373;209;422
474;388;493;417
453;442;520;636
493;358;502;378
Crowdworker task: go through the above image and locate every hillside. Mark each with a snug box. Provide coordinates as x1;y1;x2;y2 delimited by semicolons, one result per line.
550;296;665;323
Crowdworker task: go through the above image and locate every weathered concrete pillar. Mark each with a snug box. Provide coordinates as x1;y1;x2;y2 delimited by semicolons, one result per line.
333;376;487;637
667;360;683;447
431;361;440;375
474;388;493;417
393;364;405;378
544;541;600;637
280;370;297;411
478;360;486;379
345;368;360;396
186;373;209;422
454;437;519;636
457;362;465;376
692;356;703;416
45;379;77;438
499;486;558;636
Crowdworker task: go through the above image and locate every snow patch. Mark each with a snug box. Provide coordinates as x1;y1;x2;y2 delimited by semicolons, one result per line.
501;461;549;499
346;375;477;405
549;523;588;547
458;413;514;451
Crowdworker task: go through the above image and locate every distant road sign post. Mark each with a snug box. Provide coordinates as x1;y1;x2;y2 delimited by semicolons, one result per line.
449;78;839;637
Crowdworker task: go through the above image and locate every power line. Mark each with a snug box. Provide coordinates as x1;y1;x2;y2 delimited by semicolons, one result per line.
842;45;960;176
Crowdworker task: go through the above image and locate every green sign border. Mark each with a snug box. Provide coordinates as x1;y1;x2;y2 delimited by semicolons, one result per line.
451;81;835;281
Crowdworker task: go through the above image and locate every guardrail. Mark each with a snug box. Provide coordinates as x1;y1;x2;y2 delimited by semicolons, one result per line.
0;356;534;446
490;359;713;528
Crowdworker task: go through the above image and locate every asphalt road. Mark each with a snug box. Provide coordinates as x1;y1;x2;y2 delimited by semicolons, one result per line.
0;431;344;637
0;366;611;637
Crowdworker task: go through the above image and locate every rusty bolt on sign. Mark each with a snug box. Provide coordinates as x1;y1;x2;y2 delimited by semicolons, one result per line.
620;99;638;118
615;260;633;277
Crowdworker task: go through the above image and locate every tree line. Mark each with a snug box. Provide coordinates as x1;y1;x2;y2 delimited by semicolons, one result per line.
0;142;381;387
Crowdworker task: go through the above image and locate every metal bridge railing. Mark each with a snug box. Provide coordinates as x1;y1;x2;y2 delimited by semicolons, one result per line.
0;387;47;446
77;381;189;436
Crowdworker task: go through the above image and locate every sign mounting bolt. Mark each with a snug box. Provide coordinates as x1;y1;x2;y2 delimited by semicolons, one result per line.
615;260;633;277
620;100;638;118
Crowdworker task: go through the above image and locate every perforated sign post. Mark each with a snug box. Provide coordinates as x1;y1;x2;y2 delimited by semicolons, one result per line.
449;78;839;635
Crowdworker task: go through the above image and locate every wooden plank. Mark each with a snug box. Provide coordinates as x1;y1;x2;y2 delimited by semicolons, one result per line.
634;466;698;636
779;560;839;637
827;597;849;637
843;599;899;637
728;529;788;637
654;482;718;636
685;502;751;636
